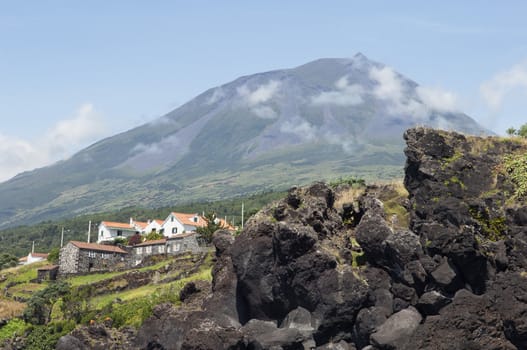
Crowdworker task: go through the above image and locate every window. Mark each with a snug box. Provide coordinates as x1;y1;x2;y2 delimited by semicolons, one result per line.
172;227;178;234
171;216;174;222
152;228;156;232
117;230;123;236
136;247;143;254
193;217;198;222
174;243;181;252
146;246;152;254
88;251;96;258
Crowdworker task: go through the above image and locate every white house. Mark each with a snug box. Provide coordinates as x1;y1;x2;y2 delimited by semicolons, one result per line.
19;252;49;265
162;212;206;236
98;221;139;243
143;219;164;234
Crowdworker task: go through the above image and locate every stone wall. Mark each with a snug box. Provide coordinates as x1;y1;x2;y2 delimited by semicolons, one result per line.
59;243;80;274
76;249;128;274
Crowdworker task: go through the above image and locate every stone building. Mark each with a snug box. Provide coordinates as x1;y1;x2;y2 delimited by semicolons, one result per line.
37;265;59;282
130;233;204;266
59;233;208;274
59;241;128;275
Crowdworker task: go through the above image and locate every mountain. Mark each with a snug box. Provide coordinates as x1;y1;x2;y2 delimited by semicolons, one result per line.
0;53;489;229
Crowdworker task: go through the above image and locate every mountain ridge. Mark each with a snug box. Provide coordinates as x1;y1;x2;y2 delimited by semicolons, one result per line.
0;54;490;229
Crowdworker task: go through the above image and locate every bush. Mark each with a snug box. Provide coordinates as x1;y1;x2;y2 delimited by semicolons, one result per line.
0;318;29;341
24;320;75;350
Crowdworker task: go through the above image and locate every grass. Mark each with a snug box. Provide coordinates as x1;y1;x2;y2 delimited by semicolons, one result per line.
0;299;26;319
7;283;47;299
378;181;410;228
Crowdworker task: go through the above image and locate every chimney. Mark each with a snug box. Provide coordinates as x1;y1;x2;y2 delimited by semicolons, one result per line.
130;217;134;226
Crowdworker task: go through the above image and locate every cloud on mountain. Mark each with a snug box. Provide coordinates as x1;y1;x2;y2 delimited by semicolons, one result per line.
480;61;527;111
369;66;460;120
0;103;107;182
416;86;458;112
311;76;364;106
237;80;281;118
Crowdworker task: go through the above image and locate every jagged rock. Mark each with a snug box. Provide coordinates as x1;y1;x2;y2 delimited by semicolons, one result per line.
407;289;516;350
416;291;451;315
179;282;200;302
280;306;314;334
370;306;422;349
353;306;388;349
355;214;391;265
242;319;306;349
56;335;87;350
430;258;463;293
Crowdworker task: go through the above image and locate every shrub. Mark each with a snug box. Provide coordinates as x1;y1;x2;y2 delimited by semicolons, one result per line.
0;318;29;341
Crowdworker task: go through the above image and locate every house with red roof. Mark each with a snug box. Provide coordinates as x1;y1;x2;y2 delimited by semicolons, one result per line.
97;220;139;243
18;252;49;265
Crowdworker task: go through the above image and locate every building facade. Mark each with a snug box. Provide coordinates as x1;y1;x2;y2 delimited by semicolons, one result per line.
59;241;128;274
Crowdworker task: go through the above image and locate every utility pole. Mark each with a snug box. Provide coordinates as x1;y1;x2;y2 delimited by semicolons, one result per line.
31;241;35;254
241;202;245;230
61;227;64;248
87;220;91;243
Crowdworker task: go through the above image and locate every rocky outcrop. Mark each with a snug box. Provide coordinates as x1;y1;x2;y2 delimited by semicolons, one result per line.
59;128;527;349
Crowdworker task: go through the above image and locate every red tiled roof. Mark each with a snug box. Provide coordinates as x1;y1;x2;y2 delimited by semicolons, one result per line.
134;221;148;229
170;212;207;228
31;252;49;258
135;239;167;247
101;221;136;231
70;241;128;254
153;219;164;225
18;256;27;262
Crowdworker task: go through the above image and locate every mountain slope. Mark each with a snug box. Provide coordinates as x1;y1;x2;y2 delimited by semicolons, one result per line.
0;53;489;228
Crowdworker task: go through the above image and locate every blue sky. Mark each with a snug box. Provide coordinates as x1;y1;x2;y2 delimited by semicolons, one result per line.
1;1;527;181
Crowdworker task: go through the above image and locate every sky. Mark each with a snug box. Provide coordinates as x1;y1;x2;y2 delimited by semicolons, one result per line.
1;1;527;182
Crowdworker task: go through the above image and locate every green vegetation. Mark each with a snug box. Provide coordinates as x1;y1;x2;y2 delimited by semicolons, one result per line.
506;123;527;138
196;212;227;243
0;253;18;270
441;150;463;168
469;207;507;242
503;153;527;199
0;252;214;349
329;176;366;189
0;318;29;341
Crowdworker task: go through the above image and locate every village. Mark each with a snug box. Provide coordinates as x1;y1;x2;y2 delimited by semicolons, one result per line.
17;211;235;281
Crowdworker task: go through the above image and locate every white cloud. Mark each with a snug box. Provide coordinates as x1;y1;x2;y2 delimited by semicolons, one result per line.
252;106;277;119
311;76;364;106
0;103;108;182
369;66;428;119
480;61;527;110
237;80;281;118
416;86;458;112
370;66;405;101
207;87;226;105
238;80;281;106
280;119;318;141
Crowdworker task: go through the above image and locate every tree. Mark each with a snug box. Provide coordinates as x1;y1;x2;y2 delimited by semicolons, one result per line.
518;124;527;138
0;253;18;270
47;248;60;264
506;124;527;138
127;233;143;246
145;231;163;241
506;127;517;136
23;281;70;325
196;212;225;243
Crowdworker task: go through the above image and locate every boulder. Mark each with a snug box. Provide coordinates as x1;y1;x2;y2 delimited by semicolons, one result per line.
370;306;422;349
